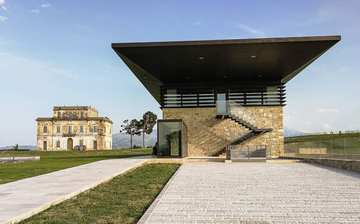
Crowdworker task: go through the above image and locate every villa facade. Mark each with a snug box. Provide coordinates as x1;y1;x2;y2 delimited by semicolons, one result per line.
112;36;340;158
36;106;113;151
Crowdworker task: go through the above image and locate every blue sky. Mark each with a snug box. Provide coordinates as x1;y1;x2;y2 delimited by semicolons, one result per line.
0;0;359;146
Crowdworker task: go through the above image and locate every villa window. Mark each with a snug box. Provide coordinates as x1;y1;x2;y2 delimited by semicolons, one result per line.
68;125;73;134
93;125;98;133
56;125;61;133
69;112;73;119
79;125;84;133
57;112;61;118
56;140;60;148
80;139;83;146
104;126;106;133
43;125;47;133
81;111;84;118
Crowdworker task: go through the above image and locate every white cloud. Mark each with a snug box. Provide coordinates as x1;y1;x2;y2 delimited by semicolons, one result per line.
193;22;201;26
0;52;79;79
323;124;335;131
305;122;311;125
237;24;265;37
31;9;40;13
350;124;359;129
0;0;5;5
1;5;7;11
318;109;340;113
41;3;51;8
0;15;7;22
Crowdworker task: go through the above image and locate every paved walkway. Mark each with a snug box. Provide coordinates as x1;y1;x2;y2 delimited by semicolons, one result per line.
141;163;360;224
0;156;149;224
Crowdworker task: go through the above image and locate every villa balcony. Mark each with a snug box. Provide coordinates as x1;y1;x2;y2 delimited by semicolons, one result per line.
62;132;76;137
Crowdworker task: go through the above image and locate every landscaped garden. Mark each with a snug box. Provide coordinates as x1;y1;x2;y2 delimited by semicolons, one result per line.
19;163;180;224
0;149;152;184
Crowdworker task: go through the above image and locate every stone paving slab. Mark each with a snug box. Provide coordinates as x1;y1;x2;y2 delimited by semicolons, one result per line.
0;156;149;224
141;163;360;224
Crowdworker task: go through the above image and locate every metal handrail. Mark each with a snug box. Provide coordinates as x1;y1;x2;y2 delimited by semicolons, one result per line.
216;100;257;125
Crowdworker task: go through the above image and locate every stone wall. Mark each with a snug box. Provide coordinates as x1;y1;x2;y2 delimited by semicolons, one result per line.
163;106;283;157
281;156;360;173
238;107;284;157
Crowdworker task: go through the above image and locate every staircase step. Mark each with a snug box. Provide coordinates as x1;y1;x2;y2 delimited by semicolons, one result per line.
212;112;274;156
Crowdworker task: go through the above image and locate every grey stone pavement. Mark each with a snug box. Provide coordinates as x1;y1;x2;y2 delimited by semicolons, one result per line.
141;163;360;224
0;156;149;224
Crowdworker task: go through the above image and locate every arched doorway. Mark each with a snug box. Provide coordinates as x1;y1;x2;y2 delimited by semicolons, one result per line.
67;138;73;150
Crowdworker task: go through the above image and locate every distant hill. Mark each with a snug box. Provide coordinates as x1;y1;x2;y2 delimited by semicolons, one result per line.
0;145;37;151
284;126;307;137
112;130;157;149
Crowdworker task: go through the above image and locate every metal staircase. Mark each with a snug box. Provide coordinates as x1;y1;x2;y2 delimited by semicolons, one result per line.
212;100;272;157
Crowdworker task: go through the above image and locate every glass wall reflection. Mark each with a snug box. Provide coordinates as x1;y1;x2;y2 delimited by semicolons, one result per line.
158;121;188;157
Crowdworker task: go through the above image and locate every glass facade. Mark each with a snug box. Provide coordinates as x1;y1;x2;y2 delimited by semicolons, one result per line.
216;93;227;113
158;120;188;157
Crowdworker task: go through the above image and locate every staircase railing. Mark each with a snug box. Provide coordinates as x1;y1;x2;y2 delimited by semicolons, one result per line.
216;100;257;126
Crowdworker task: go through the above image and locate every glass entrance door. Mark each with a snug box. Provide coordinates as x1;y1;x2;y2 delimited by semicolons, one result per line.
158;122;181;157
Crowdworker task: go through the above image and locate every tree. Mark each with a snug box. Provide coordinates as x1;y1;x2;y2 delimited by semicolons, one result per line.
120;119;141;149
138;111;158;148
12;143;19;151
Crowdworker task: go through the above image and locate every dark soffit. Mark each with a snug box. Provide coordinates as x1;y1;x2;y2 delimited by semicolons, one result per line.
112;36;340;103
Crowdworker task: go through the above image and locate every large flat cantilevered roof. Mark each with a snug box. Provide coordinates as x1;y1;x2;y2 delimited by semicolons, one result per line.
112;36;340;102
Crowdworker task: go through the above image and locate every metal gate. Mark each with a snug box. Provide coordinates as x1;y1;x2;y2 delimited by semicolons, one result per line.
226;145;271;161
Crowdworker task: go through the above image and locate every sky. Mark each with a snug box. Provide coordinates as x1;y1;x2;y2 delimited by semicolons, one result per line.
0;0;359;146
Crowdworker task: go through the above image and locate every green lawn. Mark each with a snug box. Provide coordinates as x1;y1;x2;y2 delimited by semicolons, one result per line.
285;132;360;143
20;163;180;224
0;149;152;184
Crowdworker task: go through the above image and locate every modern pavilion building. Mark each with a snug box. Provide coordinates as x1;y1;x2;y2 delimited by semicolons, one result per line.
112;36;340;158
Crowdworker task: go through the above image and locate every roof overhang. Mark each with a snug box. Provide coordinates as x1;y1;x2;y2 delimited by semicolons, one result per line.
112;36;340;103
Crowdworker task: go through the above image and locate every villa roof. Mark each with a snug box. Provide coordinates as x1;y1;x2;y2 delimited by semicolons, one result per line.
112;36;340;103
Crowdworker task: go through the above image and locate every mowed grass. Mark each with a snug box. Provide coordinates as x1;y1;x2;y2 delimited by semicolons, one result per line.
20;163;180;224
0;149;152;184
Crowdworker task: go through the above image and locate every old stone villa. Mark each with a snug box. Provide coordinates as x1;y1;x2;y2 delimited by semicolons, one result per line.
36;106;113;151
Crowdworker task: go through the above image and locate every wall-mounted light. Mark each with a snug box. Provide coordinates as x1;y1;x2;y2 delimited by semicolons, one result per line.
251;55;256;59
199;57;204;60
144;75;147;79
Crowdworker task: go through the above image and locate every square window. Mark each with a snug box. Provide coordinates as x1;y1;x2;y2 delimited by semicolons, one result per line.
93;125;98;132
